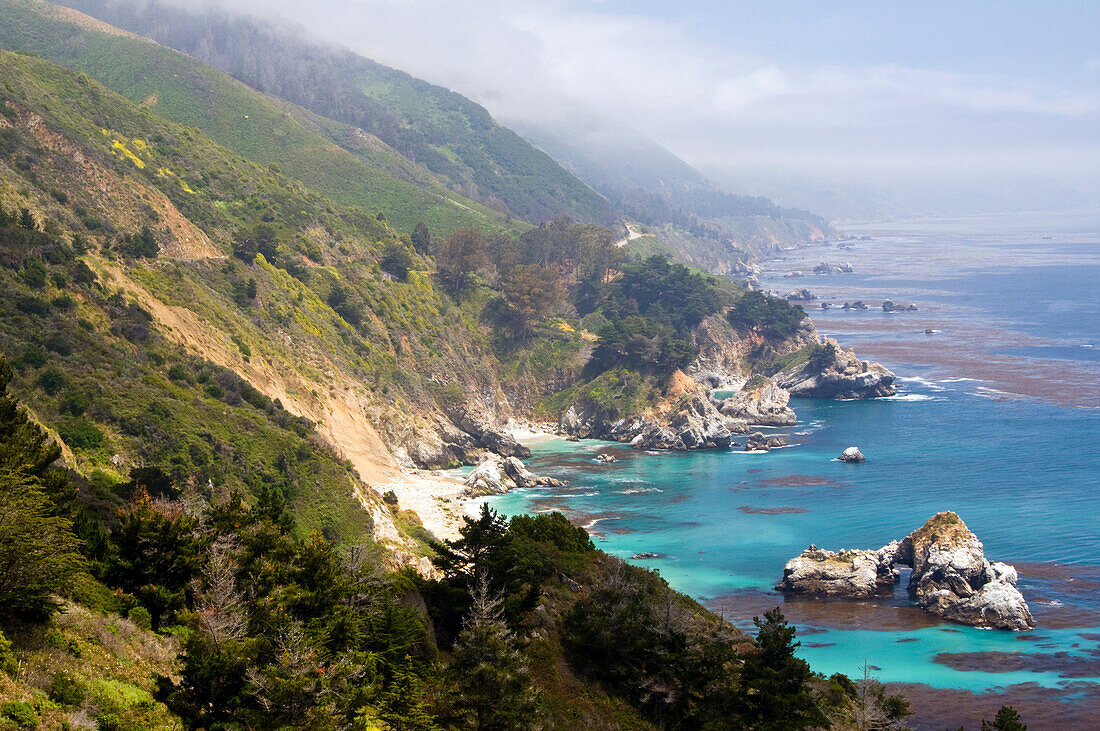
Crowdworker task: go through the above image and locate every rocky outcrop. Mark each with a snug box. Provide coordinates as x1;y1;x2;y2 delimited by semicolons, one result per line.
776;543;900;598
775;338;896;399
463;453;565;496
559;371;739;451
882;300;918;312
838;446;865;463
842;301;869;310
785;288;816;301
714;381;796;427
776;512;1034;630
628;394;736;450
449;407;531;459
813;261;854;274
897;512;1034;631
744;432;787;452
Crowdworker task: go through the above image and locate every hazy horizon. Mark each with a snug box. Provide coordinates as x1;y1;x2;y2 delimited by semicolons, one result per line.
177;0;1099;216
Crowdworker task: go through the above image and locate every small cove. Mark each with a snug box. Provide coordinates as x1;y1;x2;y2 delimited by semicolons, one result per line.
490;212;1100;721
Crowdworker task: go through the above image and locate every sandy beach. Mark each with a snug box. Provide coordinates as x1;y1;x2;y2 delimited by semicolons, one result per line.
377;423;563;543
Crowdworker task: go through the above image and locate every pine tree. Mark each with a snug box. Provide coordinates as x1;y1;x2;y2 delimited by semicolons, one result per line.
0;358;84;620
410;221;431;255
446;576;537;730
736;607;826;730
983;705;1026;731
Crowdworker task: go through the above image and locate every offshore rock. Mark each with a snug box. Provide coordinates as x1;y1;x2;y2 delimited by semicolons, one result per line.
776;543;900;598
898;512;1034;631
777;512;1034;630
882;299;918;313
775;338;895;399
744;431;787;452
715;381;797;427
839;446;865;463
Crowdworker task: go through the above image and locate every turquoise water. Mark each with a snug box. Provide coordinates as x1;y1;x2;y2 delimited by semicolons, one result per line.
489;213;1100;696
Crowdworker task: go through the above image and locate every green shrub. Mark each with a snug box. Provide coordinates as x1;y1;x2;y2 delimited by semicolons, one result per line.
58;417;104;450
48;672;87;707
128;606;152;631
0;701;37;729
0;629;17;676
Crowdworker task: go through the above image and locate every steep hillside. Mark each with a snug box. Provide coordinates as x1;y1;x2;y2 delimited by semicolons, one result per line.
60;0;615;226
0;0;512;236
513;113;831;266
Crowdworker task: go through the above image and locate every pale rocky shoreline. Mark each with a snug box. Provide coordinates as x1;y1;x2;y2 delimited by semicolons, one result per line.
376;423;563;543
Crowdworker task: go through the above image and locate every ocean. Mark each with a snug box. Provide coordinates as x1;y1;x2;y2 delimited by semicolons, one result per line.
487;211;1100;725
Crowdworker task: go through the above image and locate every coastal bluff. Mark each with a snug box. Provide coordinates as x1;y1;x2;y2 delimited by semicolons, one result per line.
776;512;1035;630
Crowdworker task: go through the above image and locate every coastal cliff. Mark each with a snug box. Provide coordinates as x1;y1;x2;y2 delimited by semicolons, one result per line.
777;512;1034;630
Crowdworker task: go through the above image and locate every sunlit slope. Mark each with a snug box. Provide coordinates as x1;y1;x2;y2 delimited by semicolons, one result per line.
0;0;510;235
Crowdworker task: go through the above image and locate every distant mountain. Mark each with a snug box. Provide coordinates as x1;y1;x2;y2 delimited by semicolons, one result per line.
58;0;615;226
510;113;830;268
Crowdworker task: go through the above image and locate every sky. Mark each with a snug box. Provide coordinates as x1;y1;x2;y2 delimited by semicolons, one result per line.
221;0;1100;205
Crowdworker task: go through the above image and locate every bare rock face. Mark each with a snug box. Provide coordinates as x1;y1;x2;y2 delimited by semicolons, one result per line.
775;338;896;399
776;543;899;598
776;512;1035;630
449;407;531;459
898;512;1034;631
715;381;797;427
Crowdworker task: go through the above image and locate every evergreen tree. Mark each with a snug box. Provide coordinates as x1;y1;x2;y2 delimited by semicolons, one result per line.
445;577;537;730
410;221;432;255
380;240;415;281
983;705;1027;731
0;358;84;620
736;607;826;730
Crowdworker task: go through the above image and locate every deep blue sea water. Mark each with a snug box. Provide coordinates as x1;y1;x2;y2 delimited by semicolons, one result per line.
487;212;1100;707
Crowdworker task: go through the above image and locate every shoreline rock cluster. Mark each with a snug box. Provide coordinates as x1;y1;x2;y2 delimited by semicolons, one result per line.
776;512;1035;630
463;453;566;496
775;338;896;399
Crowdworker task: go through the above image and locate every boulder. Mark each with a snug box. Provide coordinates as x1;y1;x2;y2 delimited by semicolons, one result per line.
463;454;511;496
594;453;618;463
464;454;565;496
776;544;899;598
839;446;865;463
715;381;796;427
775;338;896;399
744;431;787;452
502;456;565;489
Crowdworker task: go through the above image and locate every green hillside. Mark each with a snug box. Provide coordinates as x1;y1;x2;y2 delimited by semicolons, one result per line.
0;0;512;235
62;0;615;226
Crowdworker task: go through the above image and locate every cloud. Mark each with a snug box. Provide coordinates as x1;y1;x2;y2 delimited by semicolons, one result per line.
211;0;1100;193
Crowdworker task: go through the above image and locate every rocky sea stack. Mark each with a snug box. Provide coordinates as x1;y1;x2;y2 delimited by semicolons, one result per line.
777;512;1034;630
